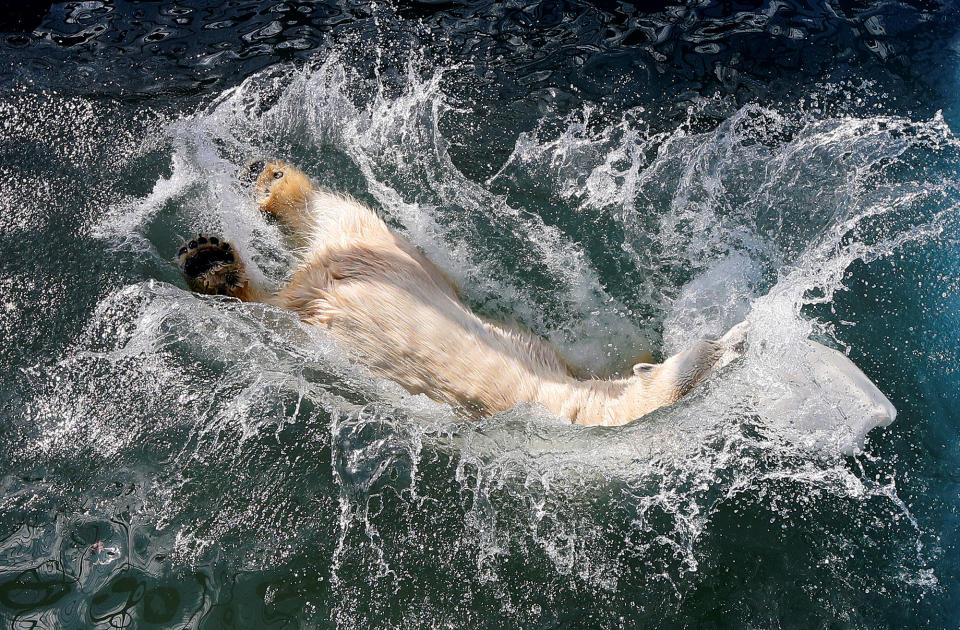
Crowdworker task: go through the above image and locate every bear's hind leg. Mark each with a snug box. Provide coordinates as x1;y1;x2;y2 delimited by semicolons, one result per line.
177;234;267;302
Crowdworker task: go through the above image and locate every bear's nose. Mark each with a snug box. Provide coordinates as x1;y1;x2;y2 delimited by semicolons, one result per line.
241;160;266;185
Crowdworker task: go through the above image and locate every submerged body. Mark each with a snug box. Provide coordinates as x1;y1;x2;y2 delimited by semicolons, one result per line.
178;161;746;426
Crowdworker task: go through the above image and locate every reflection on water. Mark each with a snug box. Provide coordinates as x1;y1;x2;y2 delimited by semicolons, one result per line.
1;0;960;628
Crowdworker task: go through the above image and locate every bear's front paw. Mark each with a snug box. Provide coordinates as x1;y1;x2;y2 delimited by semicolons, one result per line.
177;235;247;298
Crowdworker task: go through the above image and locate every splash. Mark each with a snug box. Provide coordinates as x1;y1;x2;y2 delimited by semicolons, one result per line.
6;51;957;628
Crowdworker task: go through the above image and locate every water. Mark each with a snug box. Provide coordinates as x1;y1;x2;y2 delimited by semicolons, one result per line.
1;1;959;627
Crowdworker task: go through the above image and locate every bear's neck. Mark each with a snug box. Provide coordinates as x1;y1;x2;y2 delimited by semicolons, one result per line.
534;378;652;427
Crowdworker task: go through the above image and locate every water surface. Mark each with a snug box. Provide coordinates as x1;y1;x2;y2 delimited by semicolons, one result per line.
1;1;959;628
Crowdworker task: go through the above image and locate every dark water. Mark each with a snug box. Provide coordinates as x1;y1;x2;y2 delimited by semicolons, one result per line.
1;1;959;628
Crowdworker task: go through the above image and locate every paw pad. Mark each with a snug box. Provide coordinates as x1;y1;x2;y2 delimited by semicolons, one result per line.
177;234;244;296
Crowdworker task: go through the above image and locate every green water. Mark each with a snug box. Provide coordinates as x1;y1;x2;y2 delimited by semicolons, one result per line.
2;1;960;628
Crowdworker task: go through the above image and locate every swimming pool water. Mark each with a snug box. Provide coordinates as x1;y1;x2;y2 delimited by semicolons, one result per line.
1;1;959;628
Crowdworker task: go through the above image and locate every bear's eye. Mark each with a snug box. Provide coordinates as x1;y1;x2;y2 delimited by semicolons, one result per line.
273;171;284;180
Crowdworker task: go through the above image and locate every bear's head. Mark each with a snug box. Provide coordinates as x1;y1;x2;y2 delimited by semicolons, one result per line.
620;322;748;420
625;340;723;413
251;160;316;217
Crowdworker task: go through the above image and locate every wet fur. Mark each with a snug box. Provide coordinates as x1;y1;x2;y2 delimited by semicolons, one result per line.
179;161;745;426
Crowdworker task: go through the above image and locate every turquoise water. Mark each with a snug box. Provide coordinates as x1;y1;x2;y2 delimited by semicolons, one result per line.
1;1;959;627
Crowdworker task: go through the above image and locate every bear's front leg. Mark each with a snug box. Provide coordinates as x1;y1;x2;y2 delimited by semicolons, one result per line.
177;234;267;302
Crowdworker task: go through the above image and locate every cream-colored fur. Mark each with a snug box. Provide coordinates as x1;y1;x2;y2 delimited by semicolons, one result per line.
182;161;746;426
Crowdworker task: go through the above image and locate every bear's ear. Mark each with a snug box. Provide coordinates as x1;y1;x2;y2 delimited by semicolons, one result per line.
632;362;656;377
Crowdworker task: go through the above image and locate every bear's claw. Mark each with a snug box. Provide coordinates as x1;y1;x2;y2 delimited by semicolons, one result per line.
177;234;246;297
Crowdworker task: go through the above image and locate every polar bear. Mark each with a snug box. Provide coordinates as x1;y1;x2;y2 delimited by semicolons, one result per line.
176;160;749;426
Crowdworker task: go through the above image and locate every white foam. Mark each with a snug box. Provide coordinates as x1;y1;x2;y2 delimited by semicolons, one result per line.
98;62;952;461
760;338;896;455
662;252;760;354
63;60;960;587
